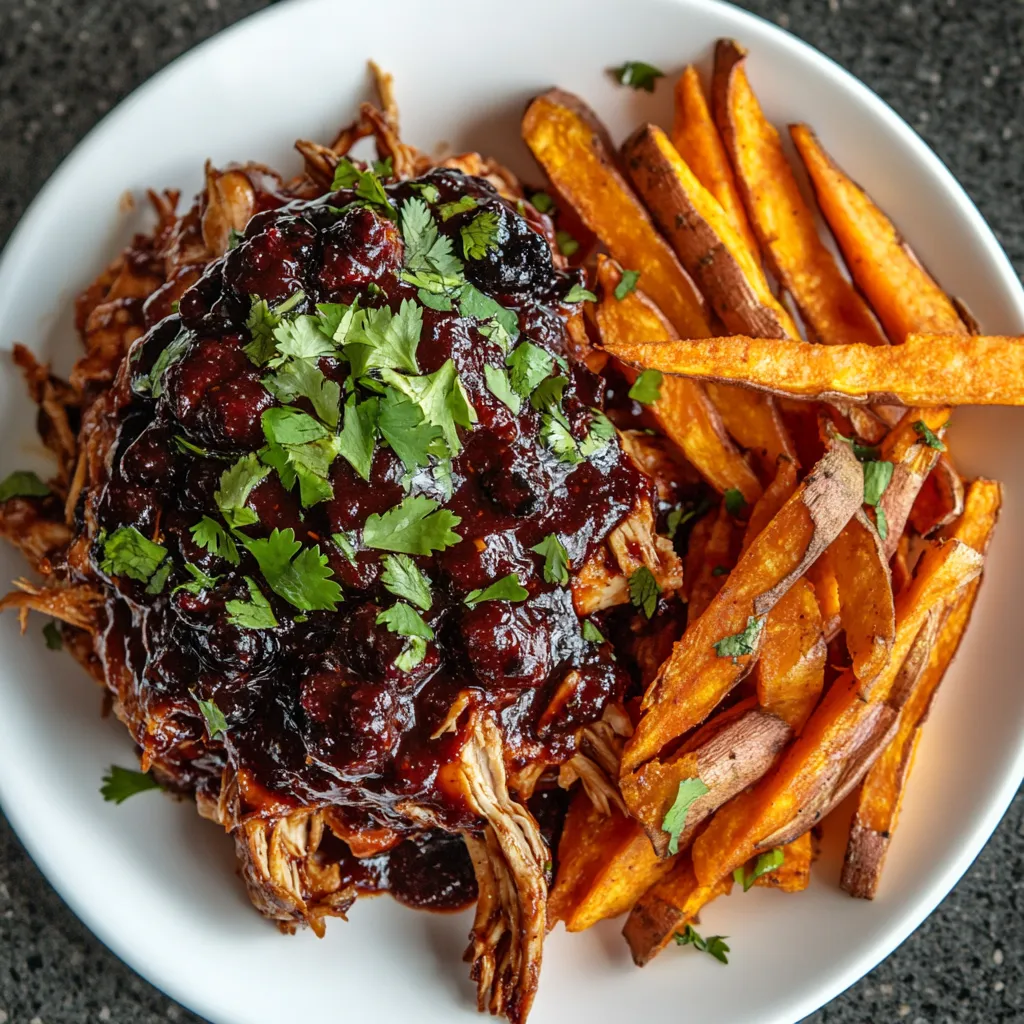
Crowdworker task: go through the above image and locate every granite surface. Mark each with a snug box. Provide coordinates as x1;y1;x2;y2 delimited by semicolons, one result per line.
1;0;1022;1021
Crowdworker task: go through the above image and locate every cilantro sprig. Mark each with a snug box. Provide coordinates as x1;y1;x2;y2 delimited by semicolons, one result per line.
101;765;161;804
465;573;529;608
611;60;665;92
662;777;710;855
734;847;785;891
628;369;662;405
628;565;660;619
381;554;433;611
530;534;570;586
362;496;463;555
714;615;766;659
674;925;730;965
0;470;50;502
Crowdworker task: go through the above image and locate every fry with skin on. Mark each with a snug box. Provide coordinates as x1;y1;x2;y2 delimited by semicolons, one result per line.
741;456;798;550
593;257;762;504
619;442;865;845
622;854;734;967
522;89;709;338
672;64;759;259
622;122;799;340
842;480;1001;899
692;537;985;887
600;333;1024;407
712;40;888;348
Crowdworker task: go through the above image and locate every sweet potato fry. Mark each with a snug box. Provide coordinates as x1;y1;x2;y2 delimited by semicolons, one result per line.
841;480;1001;898
877;407;951;559
622;122;799;340
687;502;742;623
790;123;968;344
522;89;709;338
594;257;762;503
625;699;793;857
672;64;759;259
703;381;797;473
741;456;798;551
755;580;826;731
806;547;841;640
829;511;895;684
692;537;984;886
600;333;1024;407
548;790;672;932
712;41;888;348
622;854;733;967
751;831;813;892
619;442;864;840
909;454;965;537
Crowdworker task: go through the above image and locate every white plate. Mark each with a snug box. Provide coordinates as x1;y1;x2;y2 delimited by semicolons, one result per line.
1;1;1022;1022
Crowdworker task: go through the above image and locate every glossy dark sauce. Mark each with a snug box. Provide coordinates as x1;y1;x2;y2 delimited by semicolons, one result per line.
89;168;652;908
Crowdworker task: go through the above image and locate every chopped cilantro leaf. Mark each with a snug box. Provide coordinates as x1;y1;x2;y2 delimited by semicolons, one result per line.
540;408;582;464
724;488;746;517
380;358;478;455
381;554;433;611
863;460;894;507
100;765;161;804
174;562;221;595
243;528;343;612
507;341;554;398
582;620;607;644
331;158;396;217
629;565;660;619
377;389;445;472
362;496;463;555
99;527;168;585
264;358;341;428
377;601;434;639
418;289;453;311
332;531;359;565
438;196;479;221
459;283;519;338
555;230;579;257
268;314;335;368
530;375;568;412
662;777;710;855
346;299;423;376
736;847;785;891
564;284;597;303
712;565;729;577
614;269;641;300
579;411;616;458
530;534;570;585
215;453;270;529
399;197;465;294
484;365;522;414
136;330;190;397
714;615;766;658
530;192;555;214
174;435;213;458
667;497;713;539
0;470;50;502
373;156;394;178
913;420;947;451
42;620;62;650
224;576;279;629
243;291;306;366
261;407;328;446
674;925;730;964
465;572;529;607
836;432;881;463
874;506;889;540
628;369;663;405
461;211;502;260
611;61;665;92
193;694;228;741
190;516;240;565
410;182;441;204
337;396;380;481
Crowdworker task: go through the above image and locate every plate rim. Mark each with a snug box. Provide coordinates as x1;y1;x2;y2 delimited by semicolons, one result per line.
1;1;1022;1022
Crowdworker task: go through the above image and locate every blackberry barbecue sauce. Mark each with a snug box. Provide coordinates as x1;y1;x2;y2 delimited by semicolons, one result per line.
91;167;651;872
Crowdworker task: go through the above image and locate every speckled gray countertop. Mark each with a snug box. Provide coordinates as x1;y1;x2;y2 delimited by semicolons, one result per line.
0;0;1022;1021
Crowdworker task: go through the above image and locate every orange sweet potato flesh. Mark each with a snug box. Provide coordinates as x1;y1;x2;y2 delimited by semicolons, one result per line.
687;502;742;623
593;257;762;504
752;831;814;892
829;511;896;684
755;579;826;732
672;64;760;260
910;454;965;537
548;790;673;932
619;442;864;836
600;333;1024;407
742;456;798;552
790;122;968;346
841;480;1001;899
622;854;734;966
522;89;709;339
622;122;799;341
692;537;984;886
712;41;887;348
